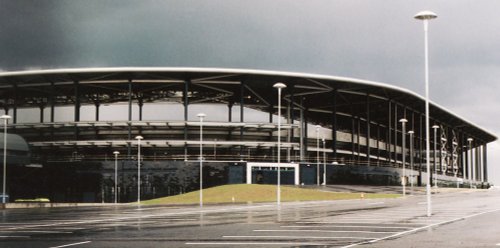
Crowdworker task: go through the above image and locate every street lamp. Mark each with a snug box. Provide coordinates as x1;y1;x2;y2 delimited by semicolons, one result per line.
467;137;473;188
197;113;206;207
273;82;286;207
135;135;143;205
415;10;437;217
315;125;320;186
399;118;407;197
432;125;439;188
113;151;120;204
408;130;414;193
1;115;11;204
322;138;326;186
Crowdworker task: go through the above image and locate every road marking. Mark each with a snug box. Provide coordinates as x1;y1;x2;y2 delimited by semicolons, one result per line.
49;241;91;248
496;243;500;246
281;225;414;229
224;235;374;240
186;242;327;246
0;235;30;238
2;230;72;234
296;221;421;226
254;229;396;234
340;208;500;248
367;202;385;205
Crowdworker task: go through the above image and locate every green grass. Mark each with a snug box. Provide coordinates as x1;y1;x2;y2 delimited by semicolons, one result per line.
141;184;399;205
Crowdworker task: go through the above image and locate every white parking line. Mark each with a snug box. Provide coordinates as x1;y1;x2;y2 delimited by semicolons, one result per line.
281;225;414;229
296;221;421;226
254;229;396;234
341;208;500;248
224;235;374;240
1;230;72;234
49;241;91;248
186;242;326;246
0;235;30;238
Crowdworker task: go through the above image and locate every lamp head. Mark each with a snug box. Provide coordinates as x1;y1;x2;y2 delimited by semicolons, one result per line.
467;138;473;142
0;115;11;120
135;135;143;140
414;10;437;20
273;82;286;89
408;130;414;134
197;113;206;118
432;125;439;129
113;151;120;155
399;118;408;123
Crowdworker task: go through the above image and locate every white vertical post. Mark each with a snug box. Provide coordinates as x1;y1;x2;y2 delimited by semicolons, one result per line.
273;82;286;207
468;138;473;188
113;151;120;204
316;125;320;186
415;10;437;217
400;119;407;197
197;113;206;207
135;135;143;205
1;115;11;204
322;138;326;185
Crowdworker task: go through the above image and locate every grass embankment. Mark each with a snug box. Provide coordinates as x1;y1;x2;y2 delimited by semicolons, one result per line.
142;184;399;205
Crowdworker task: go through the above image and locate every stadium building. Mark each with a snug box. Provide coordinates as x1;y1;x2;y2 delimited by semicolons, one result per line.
0;68;495;202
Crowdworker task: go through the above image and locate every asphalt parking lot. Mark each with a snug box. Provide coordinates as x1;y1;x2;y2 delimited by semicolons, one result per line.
1;187;499;248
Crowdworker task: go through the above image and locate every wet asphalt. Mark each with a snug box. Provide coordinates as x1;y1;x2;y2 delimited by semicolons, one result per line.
1;186;499;248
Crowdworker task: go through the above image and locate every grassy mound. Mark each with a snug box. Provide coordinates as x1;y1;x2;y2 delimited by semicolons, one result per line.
142;184;399;205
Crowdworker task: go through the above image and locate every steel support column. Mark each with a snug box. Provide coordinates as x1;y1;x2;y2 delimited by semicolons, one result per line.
366;94;371;166
331;90;337;162
50;82;55;122
39;105;44;123
351;107;356;164
92;102;98;122
13;83;18;124
74;81;80;141
394;104;398;166
483;143;488;182
127;79;133;158
388;100;392;166
299;97;305;161
228;102;233;122
138;98;143;121
184;80;190;160
290;85;295;160
303;106;309;162
240;81;245;157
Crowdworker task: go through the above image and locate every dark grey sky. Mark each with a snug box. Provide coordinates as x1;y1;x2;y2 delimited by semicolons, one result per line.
1;0;499;183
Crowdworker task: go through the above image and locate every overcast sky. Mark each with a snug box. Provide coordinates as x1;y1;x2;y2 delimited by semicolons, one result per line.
1;0;499;184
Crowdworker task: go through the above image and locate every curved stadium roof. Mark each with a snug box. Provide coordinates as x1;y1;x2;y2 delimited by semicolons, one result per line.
0;67;496;143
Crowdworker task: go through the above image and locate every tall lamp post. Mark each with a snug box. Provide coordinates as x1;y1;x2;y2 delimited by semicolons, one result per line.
113;151;120;204
415;10;437;217
322;138;326;186
408;130;414;193
399;118;407;197
315;125;320;186
197;113;206;207
467;138;473;188
273;82;286;207
135;135;143;205
432;125;439;188
1;115;11;204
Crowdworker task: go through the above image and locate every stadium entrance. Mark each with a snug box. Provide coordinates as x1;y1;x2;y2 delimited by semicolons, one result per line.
246;163;299;185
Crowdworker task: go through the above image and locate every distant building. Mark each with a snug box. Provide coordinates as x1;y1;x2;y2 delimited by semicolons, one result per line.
0;68;495;202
